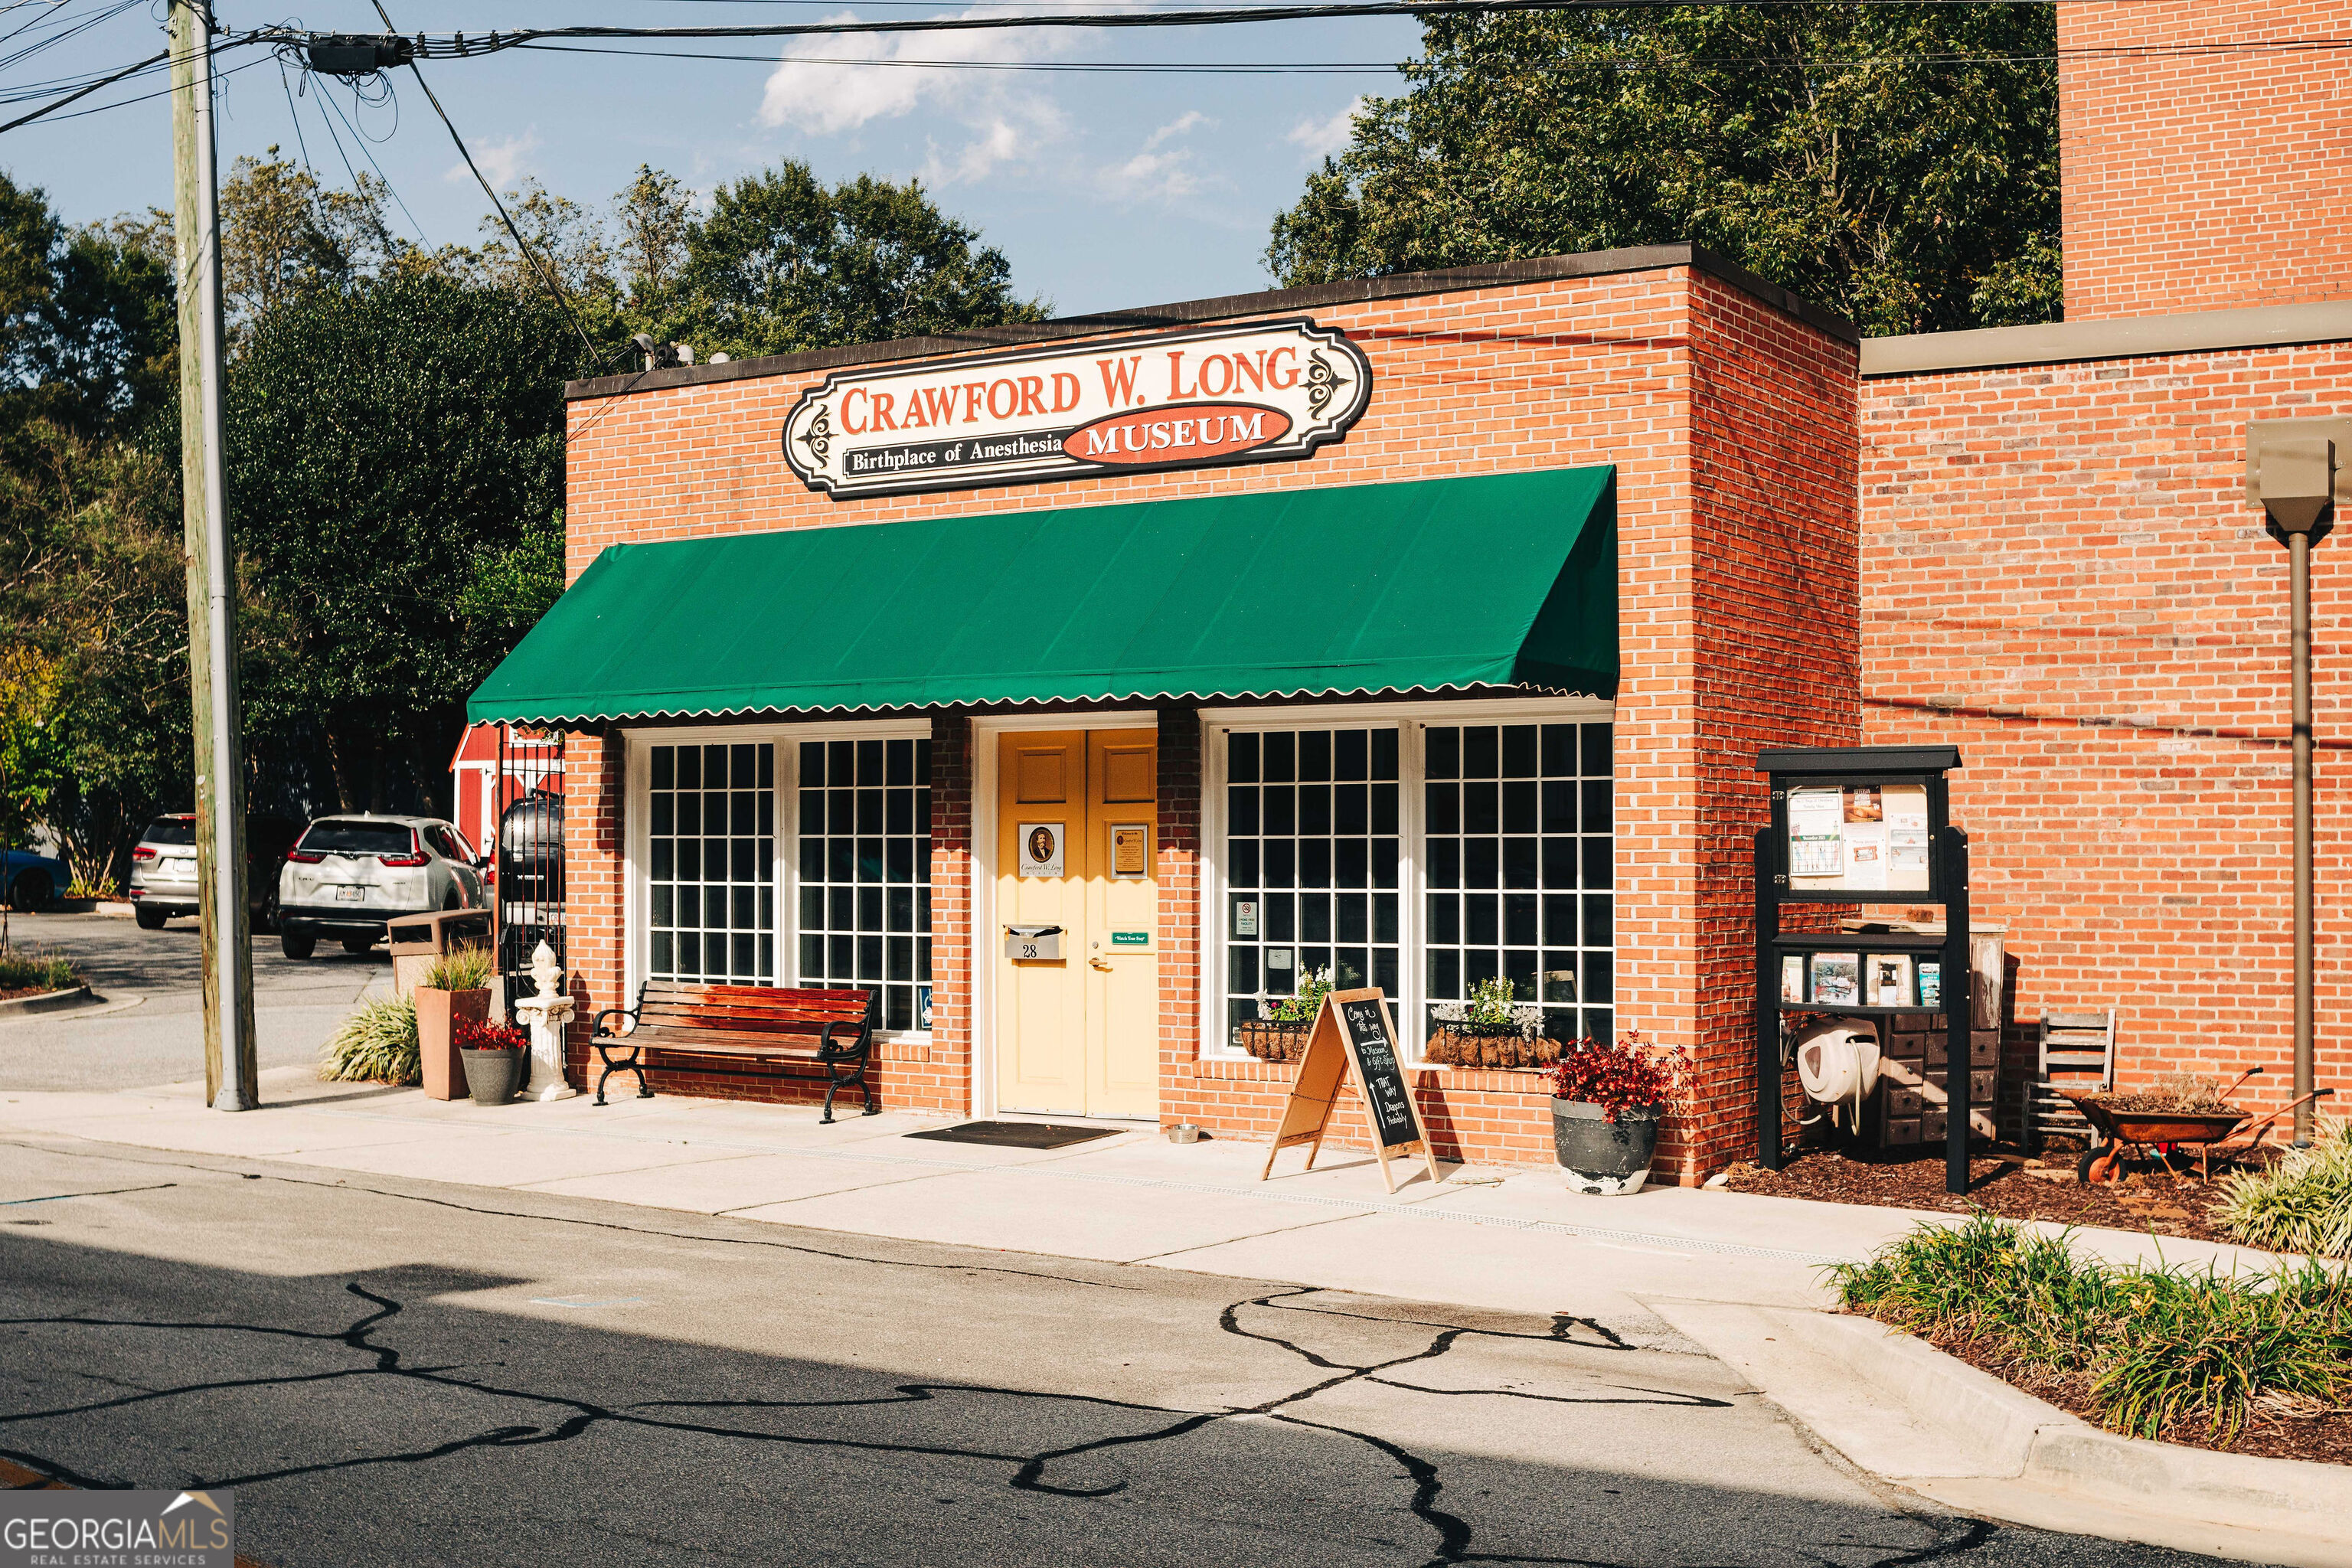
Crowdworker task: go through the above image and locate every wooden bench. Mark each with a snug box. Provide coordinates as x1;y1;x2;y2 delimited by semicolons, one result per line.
588;982;878;1121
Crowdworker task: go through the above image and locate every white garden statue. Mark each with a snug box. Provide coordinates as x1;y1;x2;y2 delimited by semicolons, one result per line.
509;940;577;1102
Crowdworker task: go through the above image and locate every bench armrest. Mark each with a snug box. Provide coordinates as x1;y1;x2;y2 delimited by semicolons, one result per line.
815;1018;873;1060
590;1004;637;1040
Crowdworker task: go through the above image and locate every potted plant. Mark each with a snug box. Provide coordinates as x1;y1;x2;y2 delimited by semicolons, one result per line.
1547;1027;1689;1195
415;946;493;1102
1235;966;1335;1062
456;1015;530;1105
1425;976;1566;1069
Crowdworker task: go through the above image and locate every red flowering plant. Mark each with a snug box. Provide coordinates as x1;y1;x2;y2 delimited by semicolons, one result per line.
1547;1027;1690;1122
454;1017;528;1052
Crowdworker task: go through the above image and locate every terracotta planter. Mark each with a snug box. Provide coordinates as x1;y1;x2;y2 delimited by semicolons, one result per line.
1234;1021;1312;1062
1423;1028;1566;1070
416;987;491;1101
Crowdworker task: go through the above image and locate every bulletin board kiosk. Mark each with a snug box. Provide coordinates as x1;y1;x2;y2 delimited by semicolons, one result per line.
1753;746;1976;1194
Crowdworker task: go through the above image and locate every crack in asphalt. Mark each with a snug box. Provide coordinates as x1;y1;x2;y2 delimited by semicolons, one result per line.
5;1282;1994;1568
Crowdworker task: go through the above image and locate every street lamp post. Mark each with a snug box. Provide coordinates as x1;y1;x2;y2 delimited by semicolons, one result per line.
2248;418;2347;1147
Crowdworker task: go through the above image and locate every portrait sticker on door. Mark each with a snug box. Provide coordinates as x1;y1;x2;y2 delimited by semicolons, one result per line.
1018;822;1065;877
1111;823;1150;879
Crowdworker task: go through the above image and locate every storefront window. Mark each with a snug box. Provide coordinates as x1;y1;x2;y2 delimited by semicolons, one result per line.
1423;722;1612;1046
1223;727;1402;1041
647;742;775;984
797;737;933;1032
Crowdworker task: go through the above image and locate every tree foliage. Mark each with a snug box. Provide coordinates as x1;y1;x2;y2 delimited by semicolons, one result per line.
0;172;176;437
1267;5;2061;335
224;273;579;811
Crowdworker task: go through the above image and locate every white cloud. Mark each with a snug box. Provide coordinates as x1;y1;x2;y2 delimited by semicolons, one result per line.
451;129;541;189
1096;112;1217;204
1287;97;1365;159
758;8;1070;183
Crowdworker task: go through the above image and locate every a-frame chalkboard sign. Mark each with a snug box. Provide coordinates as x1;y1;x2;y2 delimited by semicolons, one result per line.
1257;988;1442;1193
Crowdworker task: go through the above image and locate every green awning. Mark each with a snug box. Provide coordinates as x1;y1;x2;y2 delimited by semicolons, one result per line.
468;466;1616;724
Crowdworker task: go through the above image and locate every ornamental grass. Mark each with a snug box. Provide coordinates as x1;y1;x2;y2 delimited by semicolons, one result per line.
1833;1211;2352;1445
2215;1122;2352;1259
421;944;494;992
320;995;419;1084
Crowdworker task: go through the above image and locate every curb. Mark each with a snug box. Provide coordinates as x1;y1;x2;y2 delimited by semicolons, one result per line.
1649;1299;2352;1567
0;984;98;1018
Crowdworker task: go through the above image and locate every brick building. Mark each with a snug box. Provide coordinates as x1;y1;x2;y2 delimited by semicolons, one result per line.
471;7;2346;1179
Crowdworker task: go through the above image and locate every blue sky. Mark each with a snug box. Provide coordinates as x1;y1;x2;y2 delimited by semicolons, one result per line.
11;2;1423;315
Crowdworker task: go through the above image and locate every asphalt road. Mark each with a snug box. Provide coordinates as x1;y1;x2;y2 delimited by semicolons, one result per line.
0;1140;2233;1568
0;911;383;1091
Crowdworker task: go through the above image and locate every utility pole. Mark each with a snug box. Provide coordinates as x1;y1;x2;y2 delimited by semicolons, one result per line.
170;0;257;1111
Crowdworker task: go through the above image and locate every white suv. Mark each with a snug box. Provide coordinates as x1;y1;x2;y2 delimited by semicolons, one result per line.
276;815;487;959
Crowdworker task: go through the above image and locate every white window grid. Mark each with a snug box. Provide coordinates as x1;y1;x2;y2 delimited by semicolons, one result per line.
1200;701;1615;1065
627;720;933;1037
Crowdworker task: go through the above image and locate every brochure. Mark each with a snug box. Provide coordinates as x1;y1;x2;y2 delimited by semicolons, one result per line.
1809;952;1860;1006
1788;786;1844;881
1780;954;1805;1004
1916;959;1942;1008
1883;783;1931;891
1867;953;1913;1008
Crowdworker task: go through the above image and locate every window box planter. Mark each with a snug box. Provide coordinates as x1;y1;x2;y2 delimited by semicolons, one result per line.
1234;1021;1312;1062
1423;1029;1566;1070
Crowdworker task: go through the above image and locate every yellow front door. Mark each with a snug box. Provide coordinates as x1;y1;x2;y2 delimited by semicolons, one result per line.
996;729;1159;1118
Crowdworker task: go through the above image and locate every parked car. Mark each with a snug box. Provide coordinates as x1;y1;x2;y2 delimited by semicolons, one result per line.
276;814;487;959
3;846;67;912
129;813;304;931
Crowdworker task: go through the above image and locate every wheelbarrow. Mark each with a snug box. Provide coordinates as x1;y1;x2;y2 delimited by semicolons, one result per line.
2061;1069;2334;1184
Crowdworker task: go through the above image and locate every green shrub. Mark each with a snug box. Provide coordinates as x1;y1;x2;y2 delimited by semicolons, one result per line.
1834;1211;2352;1444
0;946;80;991
2215;1122;2352;1259
321;995;419;1084
420;945;493;992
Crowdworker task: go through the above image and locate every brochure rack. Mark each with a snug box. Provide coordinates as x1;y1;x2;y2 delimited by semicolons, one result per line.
1753;745;1975;1195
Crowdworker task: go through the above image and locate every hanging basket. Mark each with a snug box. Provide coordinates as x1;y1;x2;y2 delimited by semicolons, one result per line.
1234;1021;1314;1062
1424;1028;1566;1070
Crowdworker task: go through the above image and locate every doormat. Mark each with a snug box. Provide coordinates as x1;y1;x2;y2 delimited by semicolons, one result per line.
903;1121;1122;1150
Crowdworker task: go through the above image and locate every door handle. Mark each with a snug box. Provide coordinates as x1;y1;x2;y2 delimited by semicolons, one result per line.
1090;957;1112;971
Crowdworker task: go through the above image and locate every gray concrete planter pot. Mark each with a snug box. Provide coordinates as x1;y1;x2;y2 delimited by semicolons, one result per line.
1551;1099;1662;1195
460;1047;524;1106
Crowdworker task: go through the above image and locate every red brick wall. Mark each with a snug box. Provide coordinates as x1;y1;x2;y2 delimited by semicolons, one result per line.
560;262;1858;1169
2060;0;2352;318
1860;341;2352;1130
1684;274;1864;1176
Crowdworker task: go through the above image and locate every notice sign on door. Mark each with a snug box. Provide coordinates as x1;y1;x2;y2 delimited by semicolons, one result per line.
1018;823;1064;878
781;318;1373;499
1112;824;1150;879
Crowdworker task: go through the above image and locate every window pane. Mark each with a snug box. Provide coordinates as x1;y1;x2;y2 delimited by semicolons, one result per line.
1422;721;1613;1051
647;743;774;987
1220;727;1399;1050
795;732;933;1024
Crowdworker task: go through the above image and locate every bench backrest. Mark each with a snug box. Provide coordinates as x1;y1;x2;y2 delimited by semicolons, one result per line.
638;982;876;1037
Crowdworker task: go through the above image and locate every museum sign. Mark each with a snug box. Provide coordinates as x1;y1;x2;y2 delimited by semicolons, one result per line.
780;318;1373;499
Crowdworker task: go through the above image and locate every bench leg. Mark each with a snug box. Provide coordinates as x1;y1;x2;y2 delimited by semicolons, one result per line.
594;1046;651;1107
861;1059;878;1116
819;1065;841;1125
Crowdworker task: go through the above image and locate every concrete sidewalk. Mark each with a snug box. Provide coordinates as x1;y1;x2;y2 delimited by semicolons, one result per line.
0;1066;2285;1337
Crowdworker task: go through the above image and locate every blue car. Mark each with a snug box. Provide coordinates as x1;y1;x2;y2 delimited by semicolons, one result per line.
4;847;67;912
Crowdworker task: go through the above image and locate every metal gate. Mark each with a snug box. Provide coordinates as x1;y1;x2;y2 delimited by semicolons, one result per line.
493;726;564;993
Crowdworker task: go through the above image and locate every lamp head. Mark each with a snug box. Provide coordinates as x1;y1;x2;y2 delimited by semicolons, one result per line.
2248;417;2351;546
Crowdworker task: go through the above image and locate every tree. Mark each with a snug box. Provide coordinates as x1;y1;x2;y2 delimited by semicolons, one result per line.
224;273;580;812
1266;5;2061;335
652;163;1047;360
613;165;694;311
0;172;176;439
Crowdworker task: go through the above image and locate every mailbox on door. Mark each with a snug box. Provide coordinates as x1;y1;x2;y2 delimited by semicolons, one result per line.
1004;923;1064;961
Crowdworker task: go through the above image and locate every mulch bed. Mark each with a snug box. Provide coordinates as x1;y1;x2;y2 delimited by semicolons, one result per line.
1867;1318;2352;1467
1721;1145;2250;1246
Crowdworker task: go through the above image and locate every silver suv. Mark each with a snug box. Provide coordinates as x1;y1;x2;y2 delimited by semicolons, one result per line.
276;814;486;959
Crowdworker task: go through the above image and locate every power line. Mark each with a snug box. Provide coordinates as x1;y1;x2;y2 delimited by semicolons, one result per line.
307;60;430;243
367;0;606;370
0;42;161;131
518;41;1403;70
